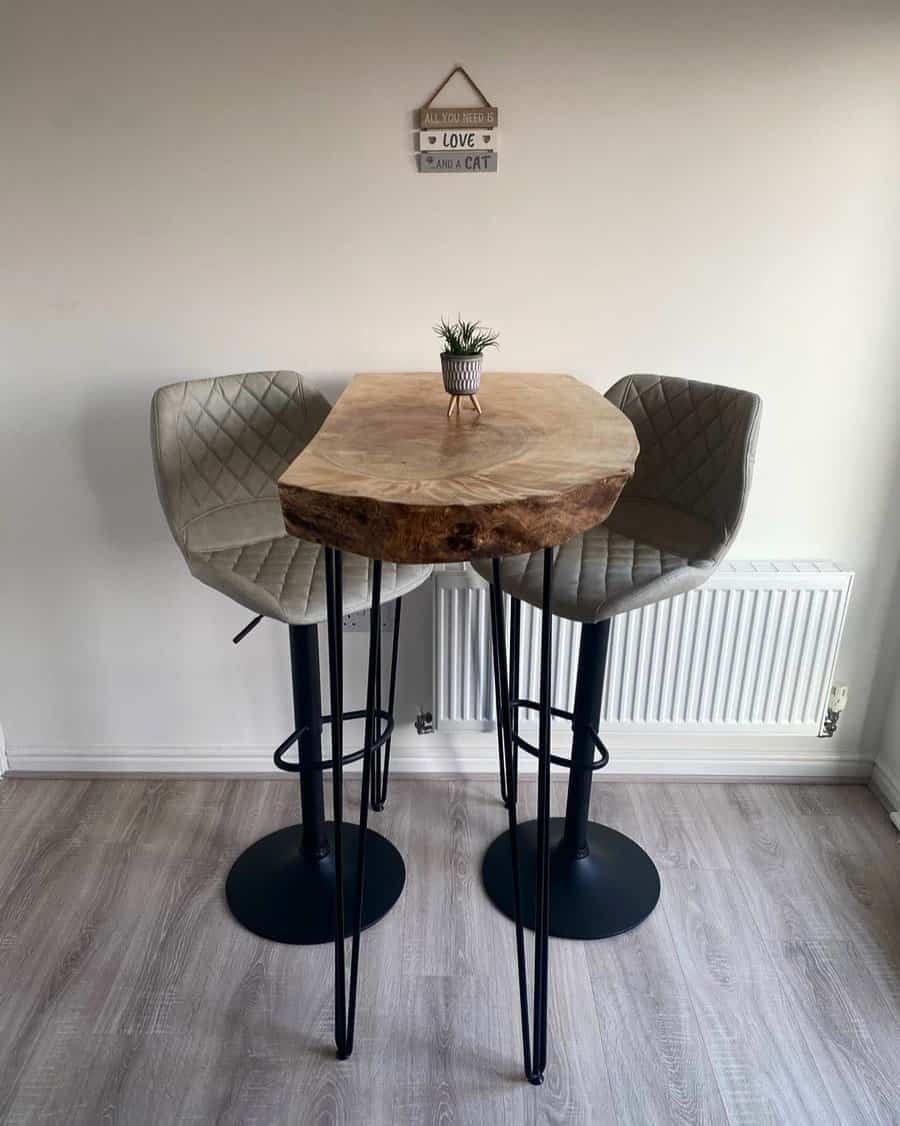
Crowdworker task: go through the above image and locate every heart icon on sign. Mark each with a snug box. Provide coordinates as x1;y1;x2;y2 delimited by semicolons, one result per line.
483;135;491;143
428;136;437;144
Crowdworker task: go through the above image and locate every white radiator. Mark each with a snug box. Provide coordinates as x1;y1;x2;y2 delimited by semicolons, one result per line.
434;561;853;737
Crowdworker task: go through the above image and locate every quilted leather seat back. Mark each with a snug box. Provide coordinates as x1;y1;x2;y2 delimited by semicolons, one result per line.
606;374;761;560
151;370;330;547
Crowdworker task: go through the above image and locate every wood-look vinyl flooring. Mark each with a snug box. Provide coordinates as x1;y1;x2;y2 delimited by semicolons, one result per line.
0;778;897;1125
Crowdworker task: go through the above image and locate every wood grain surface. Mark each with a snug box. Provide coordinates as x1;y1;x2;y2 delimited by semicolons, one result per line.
278;373;638;563
2;779;897;1125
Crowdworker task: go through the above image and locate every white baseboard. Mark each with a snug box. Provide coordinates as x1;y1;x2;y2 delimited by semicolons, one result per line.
870;761;900;811
3;731;872;782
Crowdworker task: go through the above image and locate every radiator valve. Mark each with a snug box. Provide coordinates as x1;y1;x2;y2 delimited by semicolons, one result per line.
415;709;434;735
821;684;848;737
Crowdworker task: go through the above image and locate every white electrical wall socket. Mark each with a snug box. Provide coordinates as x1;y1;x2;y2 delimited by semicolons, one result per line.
342;602;397;633
828;684;849;713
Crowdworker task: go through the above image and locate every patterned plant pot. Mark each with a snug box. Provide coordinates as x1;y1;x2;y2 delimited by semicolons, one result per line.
441;352;483;396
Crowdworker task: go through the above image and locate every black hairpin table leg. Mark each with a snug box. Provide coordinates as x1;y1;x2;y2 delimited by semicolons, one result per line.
488;551;554;1085
488;582;509;807
371;596;401;811
224;556;405;949
485;551;661;1082
326;548;385;1057
482;581;660;944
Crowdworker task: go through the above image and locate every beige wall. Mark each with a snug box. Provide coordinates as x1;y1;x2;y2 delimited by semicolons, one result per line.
1;0;899;761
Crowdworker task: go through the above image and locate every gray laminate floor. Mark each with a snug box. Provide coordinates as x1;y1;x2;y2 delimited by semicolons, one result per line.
0;777;898;1125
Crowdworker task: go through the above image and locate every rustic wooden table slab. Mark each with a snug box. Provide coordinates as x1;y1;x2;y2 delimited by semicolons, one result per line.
278;372;638;563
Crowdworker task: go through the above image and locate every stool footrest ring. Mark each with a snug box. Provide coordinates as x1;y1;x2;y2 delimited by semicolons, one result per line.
510;699;609;771
273;709;395;773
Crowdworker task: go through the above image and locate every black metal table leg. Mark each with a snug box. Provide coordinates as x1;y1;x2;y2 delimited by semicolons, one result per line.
482;607;660;943
485;552;661;1082
325;550;392;1058
489;551;554;1085
488;582;509;807
224;567;405;950
325;548;349;1052
509;595;521;798
349;554;381;1054
370;618;383;812
372;596;401;811
533;550;553;1080
489;557;532;1080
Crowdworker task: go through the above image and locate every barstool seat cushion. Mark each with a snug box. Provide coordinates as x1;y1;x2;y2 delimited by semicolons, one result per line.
183;497;287;554
471;524;714;624
190;528;430;625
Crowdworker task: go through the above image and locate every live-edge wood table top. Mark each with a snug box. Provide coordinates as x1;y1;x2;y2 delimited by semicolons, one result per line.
278;373;639;564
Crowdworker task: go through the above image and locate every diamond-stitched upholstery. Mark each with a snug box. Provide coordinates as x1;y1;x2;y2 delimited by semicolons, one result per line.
471;524;715;624
151;371;433;624
152;371;331;544
606;373;760;556
472;374;760;623
191;537;428;623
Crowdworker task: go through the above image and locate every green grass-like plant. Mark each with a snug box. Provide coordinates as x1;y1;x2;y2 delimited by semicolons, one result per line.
434;316;500;356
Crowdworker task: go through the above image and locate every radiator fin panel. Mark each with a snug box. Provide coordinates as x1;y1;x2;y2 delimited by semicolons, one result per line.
434;562;852;735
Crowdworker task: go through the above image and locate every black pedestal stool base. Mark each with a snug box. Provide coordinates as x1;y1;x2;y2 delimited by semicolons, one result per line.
482;818;660;940
226;822;405;945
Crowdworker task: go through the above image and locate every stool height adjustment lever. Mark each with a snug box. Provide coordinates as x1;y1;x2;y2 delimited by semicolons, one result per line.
232;615;263;644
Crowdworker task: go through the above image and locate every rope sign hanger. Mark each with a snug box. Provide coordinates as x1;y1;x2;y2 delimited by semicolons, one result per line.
422;65;492;112
419;65;498;129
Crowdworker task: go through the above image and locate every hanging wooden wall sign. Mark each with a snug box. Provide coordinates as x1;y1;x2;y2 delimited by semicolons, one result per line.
417;66;498;173
420;151;498;174
421;106;498;129
420;129;496;151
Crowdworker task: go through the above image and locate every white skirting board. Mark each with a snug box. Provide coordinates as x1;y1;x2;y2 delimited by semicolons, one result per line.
3;733;872;781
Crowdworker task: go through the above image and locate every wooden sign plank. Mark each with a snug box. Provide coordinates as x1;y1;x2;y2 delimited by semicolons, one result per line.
419;106;498;129
419;129;496;152
418;150;497;174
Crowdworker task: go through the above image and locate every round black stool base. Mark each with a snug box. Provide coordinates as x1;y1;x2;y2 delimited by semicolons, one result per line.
482;818;660;940
226;823;405;945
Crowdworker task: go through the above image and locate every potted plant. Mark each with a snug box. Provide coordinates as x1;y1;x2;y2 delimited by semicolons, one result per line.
434;316;499;416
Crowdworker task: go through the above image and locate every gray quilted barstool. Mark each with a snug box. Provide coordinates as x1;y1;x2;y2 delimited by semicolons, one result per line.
151;371;432;948
475;374;761;947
